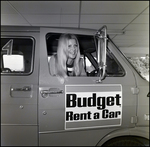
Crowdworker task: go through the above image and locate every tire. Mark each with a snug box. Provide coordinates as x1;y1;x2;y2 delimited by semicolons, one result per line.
102;136;149;146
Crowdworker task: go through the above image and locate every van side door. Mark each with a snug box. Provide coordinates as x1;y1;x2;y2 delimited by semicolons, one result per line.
1;30;39;146
39;28;137;146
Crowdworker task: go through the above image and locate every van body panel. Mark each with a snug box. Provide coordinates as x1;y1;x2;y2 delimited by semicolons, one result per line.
134;74;149;126
1;31;40;146
1;26;149;146
39;128;116;146
1;126;38;146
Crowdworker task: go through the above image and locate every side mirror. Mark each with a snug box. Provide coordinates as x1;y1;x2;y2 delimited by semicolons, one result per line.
2;54;25;72
95;25;107;82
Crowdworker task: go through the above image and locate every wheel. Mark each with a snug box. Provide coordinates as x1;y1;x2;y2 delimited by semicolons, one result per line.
102;136;149;146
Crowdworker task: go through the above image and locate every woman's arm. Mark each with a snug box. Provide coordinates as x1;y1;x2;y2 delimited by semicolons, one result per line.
79;58;86;76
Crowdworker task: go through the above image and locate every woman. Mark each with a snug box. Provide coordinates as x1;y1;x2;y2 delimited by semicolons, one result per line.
49;33;85;83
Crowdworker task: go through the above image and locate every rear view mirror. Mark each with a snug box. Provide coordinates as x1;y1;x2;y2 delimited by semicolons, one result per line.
2;54;25;72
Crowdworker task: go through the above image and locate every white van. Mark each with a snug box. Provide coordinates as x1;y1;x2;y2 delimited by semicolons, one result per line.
1;25;149;146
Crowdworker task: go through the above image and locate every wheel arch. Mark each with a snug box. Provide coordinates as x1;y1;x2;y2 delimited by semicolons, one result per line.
96;127;149;146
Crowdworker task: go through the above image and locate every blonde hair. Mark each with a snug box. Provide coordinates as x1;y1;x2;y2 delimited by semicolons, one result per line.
55;34;81;80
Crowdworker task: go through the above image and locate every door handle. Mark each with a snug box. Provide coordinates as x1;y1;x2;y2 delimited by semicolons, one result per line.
11;86;31;92
40;88;63;98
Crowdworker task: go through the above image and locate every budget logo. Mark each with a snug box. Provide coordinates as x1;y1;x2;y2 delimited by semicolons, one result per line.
65;84;122;130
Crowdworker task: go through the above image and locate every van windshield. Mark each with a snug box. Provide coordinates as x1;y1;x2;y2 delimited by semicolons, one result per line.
127;55;149;82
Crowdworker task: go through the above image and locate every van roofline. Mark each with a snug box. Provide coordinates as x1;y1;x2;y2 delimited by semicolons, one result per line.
1;25;97;33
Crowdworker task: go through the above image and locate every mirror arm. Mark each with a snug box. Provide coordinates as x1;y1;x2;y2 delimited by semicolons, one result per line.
96;25;107;83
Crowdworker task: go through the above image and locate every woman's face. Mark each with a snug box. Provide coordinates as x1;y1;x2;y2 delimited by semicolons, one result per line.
67;39;78;59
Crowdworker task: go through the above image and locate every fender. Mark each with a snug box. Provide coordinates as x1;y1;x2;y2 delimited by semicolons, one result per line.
96;127;149;146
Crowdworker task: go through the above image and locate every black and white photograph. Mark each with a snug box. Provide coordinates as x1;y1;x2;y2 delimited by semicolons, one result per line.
1;1;149;146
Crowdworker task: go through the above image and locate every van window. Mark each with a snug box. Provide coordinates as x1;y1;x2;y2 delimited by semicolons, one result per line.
1;37;34;74
127;55;149;81
46;33;124;77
